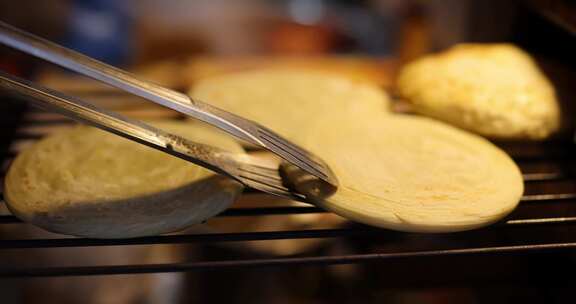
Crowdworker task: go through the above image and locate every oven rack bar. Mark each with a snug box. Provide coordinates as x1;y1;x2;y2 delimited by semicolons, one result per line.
2;241;576;278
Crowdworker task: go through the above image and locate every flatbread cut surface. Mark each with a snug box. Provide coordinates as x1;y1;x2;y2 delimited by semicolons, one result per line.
397;43;560;140
4;121;244;238
301;115;523;233
190;69;391;144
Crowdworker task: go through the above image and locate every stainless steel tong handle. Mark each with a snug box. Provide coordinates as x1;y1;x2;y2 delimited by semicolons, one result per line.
0;71;308;202
0;21;337;187
0;71;235;178
0;21;248;142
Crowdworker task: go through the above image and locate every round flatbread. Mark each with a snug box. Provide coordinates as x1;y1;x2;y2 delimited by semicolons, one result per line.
397;44;560;140
190;69;390;144
299;115;523;232
4;121;244;238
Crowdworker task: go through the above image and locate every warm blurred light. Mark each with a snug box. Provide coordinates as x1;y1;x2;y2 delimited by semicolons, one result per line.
288;0;325;26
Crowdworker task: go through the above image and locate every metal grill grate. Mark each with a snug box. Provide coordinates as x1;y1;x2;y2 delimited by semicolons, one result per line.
1;96;576;280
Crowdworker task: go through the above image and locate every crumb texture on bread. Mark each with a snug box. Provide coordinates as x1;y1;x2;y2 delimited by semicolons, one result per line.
300;115;523;232
397;44;560;140
5;121;244;238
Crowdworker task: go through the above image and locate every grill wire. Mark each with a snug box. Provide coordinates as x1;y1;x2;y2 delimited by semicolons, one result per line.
1;95;576;280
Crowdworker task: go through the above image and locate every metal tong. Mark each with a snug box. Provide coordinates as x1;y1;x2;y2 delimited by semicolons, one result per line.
0;21;338;201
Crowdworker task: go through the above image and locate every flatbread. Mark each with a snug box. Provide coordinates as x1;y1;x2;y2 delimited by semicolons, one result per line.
4;121;244;238
299;115;523;232
190;69;390;144
397;44;560;140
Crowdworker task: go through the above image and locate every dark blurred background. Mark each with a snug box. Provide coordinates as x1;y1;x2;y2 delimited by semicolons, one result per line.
1;0;574;87
0;1;566;66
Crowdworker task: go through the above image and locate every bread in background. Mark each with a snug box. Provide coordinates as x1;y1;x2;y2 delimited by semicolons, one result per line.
397;43;560;140
190;69;391;144
184;56;395;87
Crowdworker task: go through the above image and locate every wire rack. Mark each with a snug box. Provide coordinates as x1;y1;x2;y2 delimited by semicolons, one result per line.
1;96;576;284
